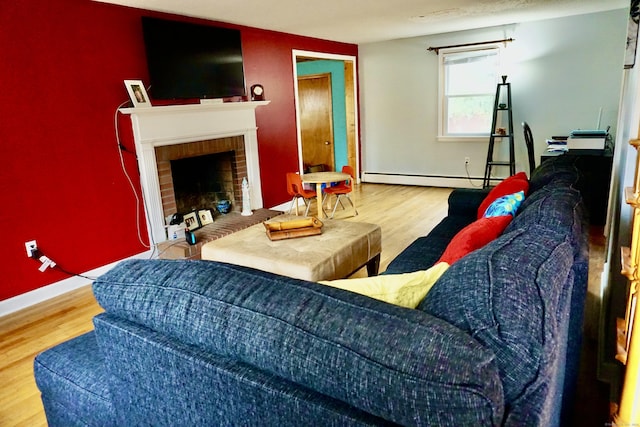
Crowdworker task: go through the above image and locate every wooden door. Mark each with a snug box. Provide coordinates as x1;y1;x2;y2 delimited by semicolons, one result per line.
298;73;334;171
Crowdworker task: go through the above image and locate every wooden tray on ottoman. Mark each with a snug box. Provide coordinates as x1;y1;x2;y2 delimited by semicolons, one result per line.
263;217;323;241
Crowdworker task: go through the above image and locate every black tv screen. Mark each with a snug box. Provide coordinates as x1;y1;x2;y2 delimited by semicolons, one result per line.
141;17;246;100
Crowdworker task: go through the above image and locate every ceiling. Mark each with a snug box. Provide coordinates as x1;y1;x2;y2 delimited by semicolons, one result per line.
96;0;628;44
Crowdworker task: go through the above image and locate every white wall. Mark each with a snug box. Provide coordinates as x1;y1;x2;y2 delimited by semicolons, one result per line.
598;33;640;388
359;9;628;187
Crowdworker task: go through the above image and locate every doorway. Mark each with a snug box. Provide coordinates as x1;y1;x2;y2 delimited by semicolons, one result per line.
298;73;335;171
293;50;359;180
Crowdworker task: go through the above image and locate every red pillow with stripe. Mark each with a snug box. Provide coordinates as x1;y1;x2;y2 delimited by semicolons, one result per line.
477;172;529;219
437;215;513;265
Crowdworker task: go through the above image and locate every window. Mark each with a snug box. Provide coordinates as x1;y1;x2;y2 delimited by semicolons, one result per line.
439;46;500;139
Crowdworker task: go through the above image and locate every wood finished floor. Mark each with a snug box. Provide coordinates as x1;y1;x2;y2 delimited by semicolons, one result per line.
0;182;609;426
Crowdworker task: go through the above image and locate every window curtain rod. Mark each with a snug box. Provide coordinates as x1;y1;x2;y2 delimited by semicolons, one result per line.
427;38;514;54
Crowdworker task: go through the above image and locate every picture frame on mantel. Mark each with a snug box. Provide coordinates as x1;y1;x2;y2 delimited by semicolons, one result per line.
124;80;152;108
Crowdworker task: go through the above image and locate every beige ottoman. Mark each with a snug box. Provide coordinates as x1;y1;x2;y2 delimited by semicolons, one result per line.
200;216;381;282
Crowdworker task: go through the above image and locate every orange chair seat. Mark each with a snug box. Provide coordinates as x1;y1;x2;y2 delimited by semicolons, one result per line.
324;183;350;194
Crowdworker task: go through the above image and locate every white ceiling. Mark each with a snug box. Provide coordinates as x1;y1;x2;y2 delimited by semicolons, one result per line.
95;0;628;44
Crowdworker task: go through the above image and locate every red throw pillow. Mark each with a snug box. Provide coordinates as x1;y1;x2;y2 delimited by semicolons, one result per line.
477;172;529;219
437;216;513;265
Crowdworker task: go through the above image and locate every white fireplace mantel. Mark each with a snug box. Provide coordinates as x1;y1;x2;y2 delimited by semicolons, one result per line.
121;101;269;245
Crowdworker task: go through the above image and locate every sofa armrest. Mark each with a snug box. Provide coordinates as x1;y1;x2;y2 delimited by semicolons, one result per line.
447;188;490;218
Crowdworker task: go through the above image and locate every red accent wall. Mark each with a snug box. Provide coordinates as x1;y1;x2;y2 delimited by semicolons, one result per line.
0;0;357;301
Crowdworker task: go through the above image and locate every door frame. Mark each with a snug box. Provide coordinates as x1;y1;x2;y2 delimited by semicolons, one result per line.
292;49;360;182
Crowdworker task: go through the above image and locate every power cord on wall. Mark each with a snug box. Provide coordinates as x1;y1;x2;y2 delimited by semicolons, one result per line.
114;98;158;259
29;248;97;281
24;98;160;279
465;161;483;188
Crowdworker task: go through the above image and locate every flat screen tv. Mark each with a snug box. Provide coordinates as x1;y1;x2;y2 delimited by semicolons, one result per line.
141;17;246;100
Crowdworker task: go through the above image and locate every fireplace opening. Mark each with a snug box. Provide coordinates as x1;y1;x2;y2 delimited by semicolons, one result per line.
171;151;234;214
155;136;248;223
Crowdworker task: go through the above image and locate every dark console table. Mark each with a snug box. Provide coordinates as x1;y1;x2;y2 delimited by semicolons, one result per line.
541;149;613;225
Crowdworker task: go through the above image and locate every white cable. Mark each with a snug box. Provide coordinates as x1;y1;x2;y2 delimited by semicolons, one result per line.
114;100;155;253
465;162;482;187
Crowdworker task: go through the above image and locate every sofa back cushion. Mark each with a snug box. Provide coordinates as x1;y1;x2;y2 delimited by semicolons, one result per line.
93;259;504;426
419;226;574;425
528;156;579;193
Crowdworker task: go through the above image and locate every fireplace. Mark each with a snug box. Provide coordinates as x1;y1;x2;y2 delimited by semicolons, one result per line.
121;101;268;244
156;136;247;219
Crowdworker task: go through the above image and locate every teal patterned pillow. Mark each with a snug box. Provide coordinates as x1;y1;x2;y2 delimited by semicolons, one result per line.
483;191;525;218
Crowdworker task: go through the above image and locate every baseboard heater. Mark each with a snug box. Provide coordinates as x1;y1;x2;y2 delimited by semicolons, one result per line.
361;172;490;188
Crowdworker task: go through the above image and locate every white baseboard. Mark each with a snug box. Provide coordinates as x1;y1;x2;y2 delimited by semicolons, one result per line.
0;249;154;318
361;172;488;188
269;200;294;213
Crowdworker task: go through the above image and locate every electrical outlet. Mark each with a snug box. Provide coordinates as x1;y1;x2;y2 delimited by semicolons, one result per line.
25;240;38;258
464;157;470;165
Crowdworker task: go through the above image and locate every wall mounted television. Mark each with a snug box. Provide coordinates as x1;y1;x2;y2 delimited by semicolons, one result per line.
141;17;246;100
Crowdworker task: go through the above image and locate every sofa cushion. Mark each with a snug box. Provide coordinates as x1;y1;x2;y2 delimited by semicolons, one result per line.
447;187;491;217
528;156;579;193
384;215;475;274
319;261;449;308
477;172;529;219
437;215;512;265
34;332;116;426
94;314;391;427
505;185;587;275
483;191;525;218
419;226;574;413
93;259;505;426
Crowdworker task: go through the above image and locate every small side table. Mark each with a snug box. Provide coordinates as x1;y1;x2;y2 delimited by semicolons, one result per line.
302;171;352;219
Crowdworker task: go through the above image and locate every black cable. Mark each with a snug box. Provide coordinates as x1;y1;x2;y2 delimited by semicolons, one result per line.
53;265;97;281
30;248;97;280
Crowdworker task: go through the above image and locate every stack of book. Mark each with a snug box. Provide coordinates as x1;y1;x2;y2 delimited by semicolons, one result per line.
546;136;568;153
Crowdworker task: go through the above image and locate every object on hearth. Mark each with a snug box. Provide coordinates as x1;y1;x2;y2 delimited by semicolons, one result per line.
217;200;231;214
263;217;323;241
198;209;214;225
167;223;186;241
242;177;253;216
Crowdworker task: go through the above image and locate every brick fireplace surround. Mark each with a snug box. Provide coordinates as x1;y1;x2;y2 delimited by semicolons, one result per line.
155;136;247;219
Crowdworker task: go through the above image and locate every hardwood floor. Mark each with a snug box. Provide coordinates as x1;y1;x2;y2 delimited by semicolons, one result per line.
0;285;103;426
0;182;608;425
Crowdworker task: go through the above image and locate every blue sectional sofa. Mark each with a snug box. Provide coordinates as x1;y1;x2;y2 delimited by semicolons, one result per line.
34;156;588;426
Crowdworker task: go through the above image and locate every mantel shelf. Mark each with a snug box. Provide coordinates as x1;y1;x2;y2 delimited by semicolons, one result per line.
120;100;270;116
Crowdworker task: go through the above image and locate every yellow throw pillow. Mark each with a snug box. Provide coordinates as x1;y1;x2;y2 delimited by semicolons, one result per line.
319;262;449;308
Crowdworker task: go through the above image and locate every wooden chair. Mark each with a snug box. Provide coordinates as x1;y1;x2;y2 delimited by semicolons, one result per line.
522;122;536;175
322;165;358;218
286;172;316;216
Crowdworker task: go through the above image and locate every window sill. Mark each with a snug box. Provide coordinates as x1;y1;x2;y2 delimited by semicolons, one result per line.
437;135;490;143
